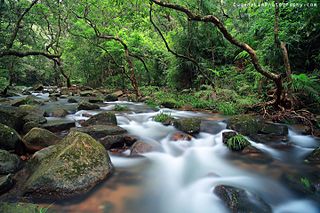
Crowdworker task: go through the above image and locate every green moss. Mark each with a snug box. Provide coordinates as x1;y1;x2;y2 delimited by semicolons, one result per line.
227;134;250;151
114;104;129;111
300;177;311;189
153;112;173;123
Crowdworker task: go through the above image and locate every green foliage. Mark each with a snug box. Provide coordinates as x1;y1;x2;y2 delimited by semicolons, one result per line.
153;112;173;123
227;134;250;151
292;73;320;103
114;104;129;111
217;102;237;115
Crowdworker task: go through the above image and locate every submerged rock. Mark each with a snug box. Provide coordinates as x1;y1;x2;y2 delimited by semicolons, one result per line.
0;150;20;174
0;123;22;151
71;125;127;139
82;112;117;126
130;141;159;156
23;131;113;199
305;147;320;164
23;128;61;151
214;185;272;213
173;118;201;134
170;132;193;141
77;101;100;110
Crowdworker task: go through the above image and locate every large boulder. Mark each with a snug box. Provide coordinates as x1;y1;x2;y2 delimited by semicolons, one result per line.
23;128;61;151
0;106;26;131
42;120;75;132
0;123;22;151
173;118;201;134
77;101;100;110
0;150;20;174
10;95;43;107
214;185;272;213
227;115;288;143
23;131;113;199
82;112;117;126
71;125;126;139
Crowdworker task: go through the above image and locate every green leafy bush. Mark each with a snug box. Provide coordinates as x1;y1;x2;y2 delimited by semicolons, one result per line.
227;134;250;151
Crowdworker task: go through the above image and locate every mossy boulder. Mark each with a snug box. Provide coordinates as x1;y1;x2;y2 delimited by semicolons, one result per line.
42;120;75;132
0;123;22;151
0;202;46;213
0;150;20;174
82;112;117;126
23;131;113;199
173;118;201;134
0;106;27;131
77;101;100;110
105;94;118;101
0;174;14;194
305;147;320;164
153;113;174;126
222;131;250;151
71;125;126;139
214;185;272;213
23;128;61;151
227;115;288;143
10;95;43;107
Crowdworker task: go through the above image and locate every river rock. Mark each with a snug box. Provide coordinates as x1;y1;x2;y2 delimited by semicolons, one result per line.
227;115;288;143
33;84;44;91
0;123;22;151
305;147;320;164
78;101;100;110
71;125;127;139
22;121;40;134
89;97;104;103
0;150;20;174
80;90;95;97
0;202;45;212
173;118;201;134
22;113;47;124
42;120;75;132
0;174;14;194
82;112;117;126
170;132;193;141
130;141;158;156
10;95;43;107
214;185;272;213
105;94;118;101
67;97;78;103
222;131;250;151
23;128;61;151
0;106;26;131
100;134;137;150
23;131;113;199
50;108;68;117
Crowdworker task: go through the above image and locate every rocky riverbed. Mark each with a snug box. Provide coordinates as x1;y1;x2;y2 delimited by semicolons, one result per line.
0;85;319;213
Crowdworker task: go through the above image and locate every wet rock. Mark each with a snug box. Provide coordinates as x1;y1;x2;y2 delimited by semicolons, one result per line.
214;185;272;213
23;131;113;199
305;147;320;164
100;134;137;150
10;95;43;107
105;94;118;101
227;115;288;143
170;132;193;141
50;108;68;117
173;118;201;134
33;84;44;91
80;90;95;97
112;90;123;97
19;104;45;116
0;106;27;131
23;128;61;152
71;125;127;139
22;121;40;134
200;120;226;134
130;141;159;156
0;202;46;212
49;93;61;98
0;174;14;194
291;124;312;135
0;150;20;174
22;113;47;124
222;131;250;151
82;112;117;126
42;120;75;132
89;97;104;103
67;97;78;103
0;123;22;151
77;101;100;110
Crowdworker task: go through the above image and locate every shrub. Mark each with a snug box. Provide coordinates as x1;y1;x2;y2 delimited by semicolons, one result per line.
227;134;250;151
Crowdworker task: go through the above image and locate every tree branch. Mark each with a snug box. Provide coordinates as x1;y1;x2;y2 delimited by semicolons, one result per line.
0;50;60;59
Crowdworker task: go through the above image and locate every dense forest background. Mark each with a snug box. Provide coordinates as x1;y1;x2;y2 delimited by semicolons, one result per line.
1;0;320;115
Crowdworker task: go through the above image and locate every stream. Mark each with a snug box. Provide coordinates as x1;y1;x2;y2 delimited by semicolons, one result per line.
18;94;320;213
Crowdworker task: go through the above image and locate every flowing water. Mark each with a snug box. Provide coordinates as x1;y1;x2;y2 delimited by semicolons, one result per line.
19;96;320;213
